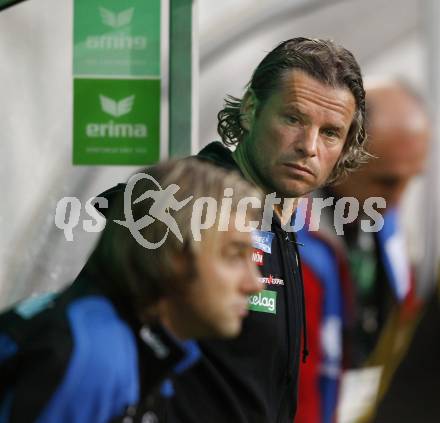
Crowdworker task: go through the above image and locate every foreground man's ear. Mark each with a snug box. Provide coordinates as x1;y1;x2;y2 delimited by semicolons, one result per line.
240;89;258;132
170;248;197;288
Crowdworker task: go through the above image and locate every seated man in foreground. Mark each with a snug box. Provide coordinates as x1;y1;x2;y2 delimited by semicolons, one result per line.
0;159;262;423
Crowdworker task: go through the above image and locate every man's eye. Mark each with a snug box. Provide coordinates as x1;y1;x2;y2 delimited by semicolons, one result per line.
286;115;299;124
224;249;248;262
224;249;240;259
375;176;401;187
322;128;339;139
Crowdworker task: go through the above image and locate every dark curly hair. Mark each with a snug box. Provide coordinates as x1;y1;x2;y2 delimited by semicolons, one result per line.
217;37;370;184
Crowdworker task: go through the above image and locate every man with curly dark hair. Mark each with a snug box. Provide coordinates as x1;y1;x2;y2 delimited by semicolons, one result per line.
217;37;369;188
161;37;368;423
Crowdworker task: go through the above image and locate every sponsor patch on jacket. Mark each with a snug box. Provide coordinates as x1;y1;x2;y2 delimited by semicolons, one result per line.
258;274;284;286
251;230;274;254
252;248;264;266
248;290;277;314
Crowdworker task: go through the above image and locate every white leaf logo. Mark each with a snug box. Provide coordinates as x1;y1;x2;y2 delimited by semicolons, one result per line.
100;95;135;117
99;7;134;29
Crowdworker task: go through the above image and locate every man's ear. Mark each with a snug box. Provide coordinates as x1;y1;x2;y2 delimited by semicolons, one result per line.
171;247;196;286
240;89;258;132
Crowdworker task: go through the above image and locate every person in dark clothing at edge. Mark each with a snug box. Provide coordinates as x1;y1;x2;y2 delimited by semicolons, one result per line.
0;159;263;423
154;38;369;422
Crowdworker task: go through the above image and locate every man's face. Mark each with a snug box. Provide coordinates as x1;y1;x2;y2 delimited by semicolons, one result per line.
242;70;356;197
332;84;430;208
177;224;261;338
343;127;429;208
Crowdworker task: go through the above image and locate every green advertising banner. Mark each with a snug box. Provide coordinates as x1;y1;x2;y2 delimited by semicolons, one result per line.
74;0;160;77
73;78;160;165
73;0;161;165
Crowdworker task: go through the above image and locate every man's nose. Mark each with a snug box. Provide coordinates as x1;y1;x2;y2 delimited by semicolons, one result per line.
242;261;262;295
295;126;318;157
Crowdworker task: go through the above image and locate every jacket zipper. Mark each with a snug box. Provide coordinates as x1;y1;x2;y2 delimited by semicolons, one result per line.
275;228;302;422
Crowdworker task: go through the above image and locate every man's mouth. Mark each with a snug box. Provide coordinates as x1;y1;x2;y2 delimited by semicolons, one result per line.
283;163;314;176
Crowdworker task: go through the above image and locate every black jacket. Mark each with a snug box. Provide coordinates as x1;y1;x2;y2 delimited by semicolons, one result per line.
159;142;307;423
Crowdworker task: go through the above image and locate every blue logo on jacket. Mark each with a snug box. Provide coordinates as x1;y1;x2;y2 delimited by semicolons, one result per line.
252;230;274;254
